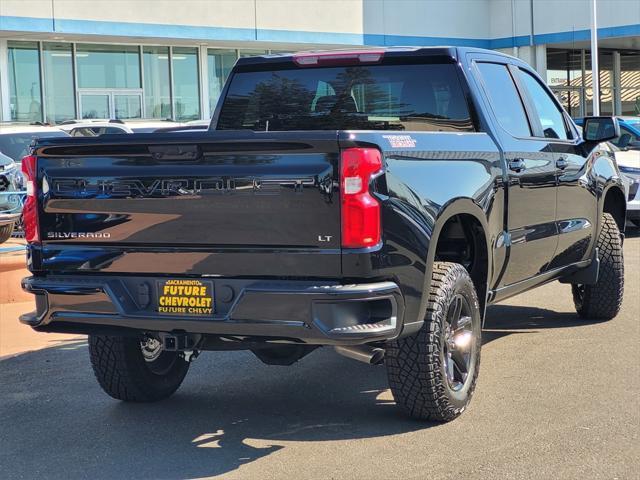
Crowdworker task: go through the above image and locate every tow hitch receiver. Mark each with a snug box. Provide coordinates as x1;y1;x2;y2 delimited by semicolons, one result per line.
160;332;199;351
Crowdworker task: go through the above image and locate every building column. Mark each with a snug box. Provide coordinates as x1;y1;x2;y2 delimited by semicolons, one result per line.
534;44;547;81
0;39;11;121
516;44;547;80
516;46;535;68
199;46;210;120
613;51;622;115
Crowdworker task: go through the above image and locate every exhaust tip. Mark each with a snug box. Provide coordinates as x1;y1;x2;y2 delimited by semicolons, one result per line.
334;345;385;365
370;348;385;365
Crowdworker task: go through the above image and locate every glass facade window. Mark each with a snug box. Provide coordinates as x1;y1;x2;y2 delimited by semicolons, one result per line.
621;51;640;116
547;49;583;88
7;41;42;122
586;88;615;116
80;94;110;119
114;94;142;119
42;43;76;123
143;46;171;119
76;44;140;89
547;48;640;118
208;49;237;114
172;47;200;121
239;49;268;58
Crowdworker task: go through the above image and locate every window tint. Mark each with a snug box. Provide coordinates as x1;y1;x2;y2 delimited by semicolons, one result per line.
477;63;530;138
217;63;474;132
519;69;568;140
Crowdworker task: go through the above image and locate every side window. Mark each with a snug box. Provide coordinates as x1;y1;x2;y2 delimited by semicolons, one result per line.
477;62;531;138
519;69;568;140
104;127;125;134
612;125;640;148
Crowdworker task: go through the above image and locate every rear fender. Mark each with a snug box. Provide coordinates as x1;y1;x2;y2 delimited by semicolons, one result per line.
418;199;492;325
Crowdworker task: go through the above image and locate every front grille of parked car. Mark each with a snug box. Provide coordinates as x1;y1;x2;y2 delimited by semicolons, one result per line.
629;181;639;201
0;175;9;192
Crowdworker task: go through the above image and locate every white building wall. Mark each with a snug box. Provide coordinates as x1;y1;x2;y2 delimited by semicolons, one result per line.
532;0;640;35
2;0;637;45
368;0;491;41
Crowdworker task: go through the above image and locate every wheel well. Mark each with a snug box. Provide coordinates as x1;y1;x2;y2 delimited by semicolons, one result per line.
603;187;626;232
434;214;489;312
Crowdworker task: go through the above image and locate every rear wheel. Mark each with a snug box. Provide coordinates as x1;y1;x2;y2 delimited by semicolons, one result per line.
386;262;482;422
0;223;14;244
572;213;624;320
89;335;190;402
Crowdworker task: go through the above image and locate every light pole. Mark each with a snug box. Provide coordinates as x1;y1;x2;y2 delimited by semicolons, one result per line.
590;0;600;115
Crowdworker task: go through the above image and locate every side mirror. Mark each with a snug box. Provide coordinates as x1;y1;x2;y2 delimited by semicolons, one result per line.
582;116;620;143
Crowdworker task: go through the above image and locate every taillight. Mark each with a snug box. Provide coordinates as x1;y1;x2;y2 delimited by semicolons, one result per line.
20;155;40;243
340;148;382;248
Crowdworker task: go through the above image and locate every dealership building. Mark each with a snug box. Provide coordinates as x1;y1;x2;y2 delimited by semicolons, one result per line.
0;0;638;124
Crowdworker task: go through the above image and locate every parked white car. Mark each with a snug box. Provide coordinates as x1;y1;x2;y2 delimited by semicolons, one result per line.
60;119;184;136
0;124;69;162
614;147;640;227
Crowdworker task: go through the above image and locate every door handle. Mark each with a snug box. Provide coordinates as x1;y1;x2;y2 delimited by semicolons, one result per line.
508;158;526;172
556;157;568;170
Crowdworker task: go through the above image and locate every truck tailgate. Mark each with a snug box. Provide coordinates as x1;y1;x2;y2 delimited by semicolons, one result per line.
33;131;341;276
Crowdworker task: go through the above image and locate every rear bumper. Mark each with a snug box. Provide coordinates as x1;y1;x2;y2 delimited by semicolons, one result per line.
21;275;405;346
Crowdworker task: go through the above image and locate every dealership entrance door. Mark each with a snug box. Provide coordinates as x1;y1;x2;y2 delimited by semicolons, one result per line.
79;90;143;120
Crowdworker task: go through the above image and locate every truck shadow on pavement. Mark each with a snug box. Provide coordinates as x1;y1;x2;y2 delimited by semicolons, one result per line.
0;344;425;479
483;304;608;344
0;304;602;480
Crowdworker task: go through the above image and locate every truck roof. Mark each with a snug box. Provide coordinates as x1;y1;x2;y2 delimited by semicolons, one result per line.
234;46;515;68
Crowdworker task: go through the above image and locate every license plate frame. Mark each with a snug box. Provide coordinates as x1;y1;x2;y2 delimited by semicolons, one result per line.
156;279;214;317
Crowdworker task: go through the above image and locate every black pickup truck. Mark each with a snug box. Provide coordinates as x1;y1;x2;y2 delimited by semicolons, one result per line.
20;47;625;422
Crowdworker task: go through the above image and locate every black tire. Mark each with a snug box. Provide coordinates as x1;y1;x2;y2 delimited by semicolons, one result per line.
0;223;14;244
572;213;624;320
89;335;190;402
386;262;482;422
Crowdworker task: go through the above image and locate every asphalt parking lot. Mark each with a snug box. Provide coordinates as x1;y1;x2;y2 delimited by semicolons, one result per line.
0;233;638;480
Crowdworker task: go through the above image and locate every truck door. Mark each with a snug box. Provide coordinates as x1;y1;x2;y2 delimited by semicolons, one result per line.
473;60;559;287
515;68;597;268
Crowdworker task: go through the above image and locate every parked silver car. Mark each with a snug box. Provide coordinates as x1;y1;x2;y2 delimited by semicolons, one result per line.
0;124;70;242
0;152;22;243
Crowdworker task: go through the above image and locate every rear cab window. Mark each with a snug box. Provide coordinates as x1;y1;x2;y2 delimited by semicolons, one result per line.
217;62;475;132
